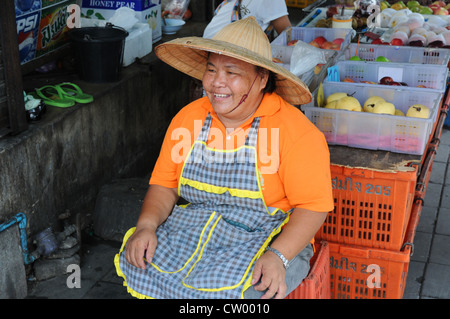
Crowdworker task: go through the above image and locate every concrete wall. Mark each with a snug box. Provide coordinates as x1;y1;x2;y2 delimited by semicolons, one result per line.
0;50;191;238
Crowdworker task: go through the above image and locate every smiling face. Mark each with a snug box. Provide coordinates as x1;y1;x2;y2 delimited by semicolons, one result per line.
202;53;268;129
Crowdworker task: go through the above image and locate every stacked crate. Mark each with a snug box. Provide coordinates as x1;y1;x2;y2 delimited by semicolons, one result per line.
309;44;450;299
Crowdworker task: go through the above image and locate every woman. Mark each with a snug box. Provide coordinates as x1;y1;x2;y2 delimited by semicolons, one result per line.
203;0;291;40
115;17;334;299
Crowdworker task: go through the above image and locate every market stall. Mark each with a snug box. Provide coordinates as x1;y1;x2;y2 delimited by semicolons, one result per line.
278;0;450;299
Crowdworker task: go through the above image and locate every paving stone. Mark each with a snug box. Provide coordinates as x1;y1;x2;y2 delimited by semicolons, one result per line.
440;128;450;146
423;183;443;208
429;234;450;265
434;144;450;163
429;161;447;185
441;185;450;208
435;207;450;236
33;254;80;281
422;263;450;299
417;205;438;234
411;231;432;263
403;261;425;299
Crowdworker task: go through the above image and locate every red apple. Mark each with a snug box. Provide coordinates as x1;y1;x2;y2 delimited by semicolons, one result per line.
332;38;344;46
409;40;424;47
309;41;320;48
343;78;355;82
430;4;441;11
287;40;298;46
321;41;334;49
431;1;446;7
371;38;383;45
389;82;401;86
313;36;327;47
434;7;449;15
390;38;404;46
380;76;393;85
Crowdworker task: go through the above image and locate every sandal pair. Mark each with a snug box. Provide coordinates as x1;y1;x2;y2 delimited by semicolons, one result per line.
34;83;93;107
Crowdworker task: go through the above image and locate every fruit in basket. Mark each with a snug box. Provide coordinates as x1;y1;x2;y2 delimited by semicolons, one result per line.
434;7;449;15
312;36;327;47
380;1;391;10
326;92;350;104
390;38;404;46
322;41;340;50
391;1;407;10
375;56;390;62
419;6;433;15
373;101;396;115
363;96;385;113
287;40;298;46
406;104;430;118
349;56;363;61
431;1;446;7
395;109;405;116
333;38;345;46
335;96;362;112
324;100;338;109
379;76;394;85
407;1;420;8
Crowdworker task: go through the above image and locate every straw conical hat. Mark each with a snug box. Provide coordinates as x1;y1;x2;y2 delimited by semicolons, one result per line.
155;17;312;105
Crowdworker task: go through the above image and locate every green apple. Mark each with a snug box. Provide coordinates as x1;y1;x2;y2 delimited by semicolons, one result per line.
373;101;395;115
406;104;430;118
375;56;391;62
363;96;385;112
335;96;362;112
410;5;422;12
419;6;433;14
349;56;363;61
407;1;420;8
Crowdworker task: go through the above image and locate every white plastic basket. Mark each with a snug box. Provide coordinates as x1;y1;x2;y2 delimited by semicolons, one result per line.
330;60;448;93
302;82;442;155
338;43;450;66
271;27;355;52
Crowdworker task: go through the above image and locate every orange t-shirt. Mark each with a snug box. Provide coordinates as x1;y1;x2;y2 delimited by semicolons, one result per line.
150;93;334;213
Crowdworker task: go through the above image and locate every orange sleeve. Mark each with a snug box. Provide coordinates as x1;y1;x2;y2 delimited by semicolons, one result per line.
279;129;334;213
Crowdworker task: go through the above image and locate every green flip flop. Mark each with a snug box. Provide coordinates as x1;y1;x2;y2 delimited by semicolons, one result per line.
35;85;76;108
55;82;93;104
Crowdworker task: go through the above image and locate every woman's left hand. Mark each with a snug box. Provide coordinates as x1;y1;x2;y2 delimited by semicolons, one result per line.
251;251;287;299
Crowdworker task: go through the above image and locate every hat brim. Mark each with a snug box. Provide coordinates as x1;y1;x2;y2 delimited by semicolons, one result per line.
155;37;312;106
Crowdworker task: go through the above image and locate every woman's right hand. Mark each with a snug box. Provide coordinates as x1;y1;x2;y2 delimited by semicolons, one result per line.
124;226;158;270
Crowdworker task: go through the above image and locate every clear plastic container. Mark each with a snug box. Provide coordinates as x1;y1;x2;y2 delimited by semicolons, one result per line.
332;60;448;92
302;82;442;155
338;43;450;65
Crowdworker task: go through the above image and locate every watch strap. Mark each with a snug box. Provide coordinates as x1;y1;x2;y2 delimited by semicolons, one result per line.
266;246;290;269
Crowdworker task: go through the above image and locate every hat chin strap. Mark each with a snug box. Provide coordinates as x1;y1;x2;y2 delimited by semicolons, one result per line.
227;74;259;114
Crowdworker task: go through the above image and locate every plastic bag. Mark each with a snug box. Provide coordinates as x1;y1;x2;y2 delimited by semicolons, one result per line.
163;0;190;19
108;7;139;31
289;40;327;77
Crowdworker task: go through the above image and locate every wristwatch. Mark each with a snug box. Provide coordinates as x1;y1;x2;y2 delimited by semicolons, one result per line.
266;246;290;269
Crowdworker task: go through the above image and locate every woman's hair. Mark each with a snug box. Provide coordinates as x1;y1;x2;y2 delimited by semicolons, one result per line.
256;66;277;94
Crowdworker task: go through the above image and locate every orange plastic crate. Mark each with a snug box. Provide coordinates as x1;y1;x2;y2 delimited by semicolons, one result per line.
328;199;421;299
285;0;316;8
315;164;417;250
328;242;410;299
285;241;330;299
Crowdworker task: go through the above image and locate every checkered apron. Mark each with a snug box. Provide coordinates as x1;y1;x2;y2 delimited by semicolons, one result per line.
116;113;289;299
